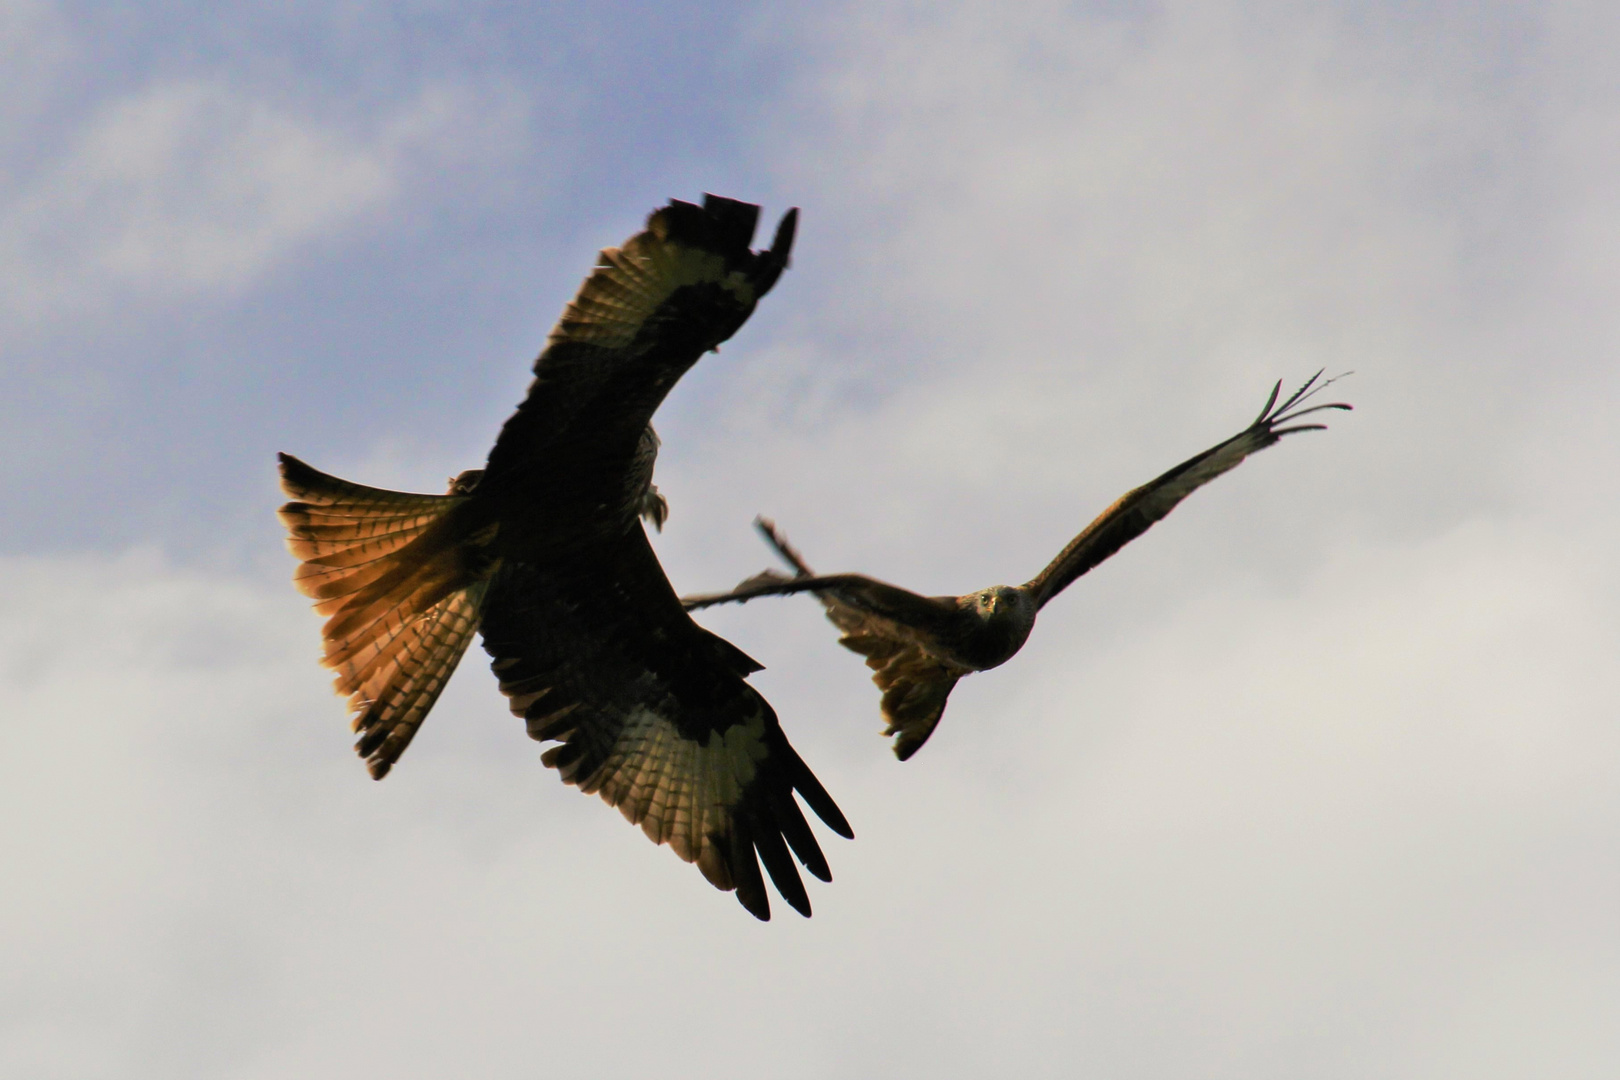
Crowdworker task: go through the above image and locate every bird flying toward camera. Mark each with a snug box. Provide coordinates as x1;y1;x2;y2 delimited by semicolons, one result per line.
277;195;851;921
683;374;1350;761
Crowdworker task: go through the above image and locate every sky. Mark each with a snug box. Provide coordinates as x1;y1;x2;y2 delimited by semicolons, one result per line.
3;1;1618;1076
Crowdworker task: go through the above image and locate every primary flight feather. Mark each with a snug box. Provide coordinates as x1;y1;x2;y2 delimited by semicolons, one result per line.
277;195;851;921
683;373;1350;760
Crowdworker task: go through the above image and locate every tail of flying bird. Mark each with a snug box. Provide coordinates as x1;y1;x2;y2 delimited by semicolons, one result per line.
277;453;496;779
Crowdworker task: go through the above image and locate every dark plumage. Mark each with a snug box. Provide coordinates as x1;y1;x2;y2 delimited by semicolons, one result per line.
683;374;1350;760
277;195;851;921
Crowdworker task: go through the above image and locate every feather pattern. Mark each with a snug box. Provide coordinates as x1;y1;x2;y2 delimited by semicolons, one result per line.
553;237;729;350
278;453;495;777
480;531;849;921
278;456;454;597
481;198;796;485
343;583;488;778
277;196;839;919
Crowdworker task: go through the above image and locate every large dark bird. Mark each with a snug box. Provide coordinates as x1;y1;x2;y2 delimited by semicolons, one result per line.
277;195;850;920
684;374;1350;760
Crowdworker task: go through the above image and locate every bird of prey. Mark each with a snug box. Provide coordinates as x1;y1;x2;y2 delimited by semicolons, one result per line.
683;374;1350;761
276;195;851;921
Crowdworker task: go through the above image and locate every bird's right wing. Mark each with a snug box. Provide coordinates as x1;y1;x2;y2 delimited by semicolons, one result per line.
480;527;850;921
1024;373;1350;608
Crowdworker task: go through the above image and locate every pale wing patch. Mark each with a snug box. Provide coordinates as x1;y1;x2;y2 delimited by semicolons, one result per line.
1141;427;1266;509
551;232;729;350
560;705;770;878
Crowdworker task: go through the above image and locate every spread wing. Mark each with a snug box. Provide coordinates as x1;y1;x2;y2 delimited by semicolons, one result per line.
479;528;851;921
482;196;797;484
684;521;966;760
1024;373;1351;608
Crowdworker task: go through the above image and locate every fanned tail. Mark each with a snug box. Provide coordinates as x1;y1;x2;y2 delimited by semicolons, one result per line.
277;453;497;778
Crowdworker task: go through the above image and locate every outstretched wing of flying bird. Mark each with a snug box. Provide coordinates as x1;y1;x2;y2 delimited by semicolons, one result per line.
1022;373;1350;607
481;197;797;483
280;195;848;920
479;528;850;920
684;373;1351;761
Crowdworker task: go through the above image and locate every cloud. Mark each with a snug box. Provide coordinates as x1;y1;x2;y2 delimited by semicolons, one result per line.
723;1;1612;544
0;76;527;330
5;1;1620;1076
2;512;1616;1077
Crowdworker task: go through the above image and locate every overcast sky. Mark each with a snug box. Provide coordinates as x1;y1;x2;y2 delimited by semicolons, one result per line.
3;2;1618;1077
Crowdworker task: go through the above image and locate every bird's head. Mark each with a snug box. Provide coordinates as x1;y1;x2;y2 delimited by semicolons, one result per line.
969;585;1028;621
962;585;1037;669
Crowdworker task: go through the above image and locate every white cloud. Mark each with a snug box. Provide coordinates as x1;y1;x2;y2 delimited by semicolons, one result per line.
0;76;527;328
2;513;1615;1077
7;0;1620;1076
727;1;1617;552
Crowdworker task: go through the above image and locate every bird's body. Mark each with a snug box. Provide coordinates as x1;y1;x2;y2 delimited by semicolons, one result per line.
684;374;1350;760
278;195;851;921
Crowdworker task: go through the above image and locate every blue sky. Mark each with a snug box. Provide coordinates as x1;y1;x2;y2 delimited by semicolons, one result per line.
3;2;1619;1077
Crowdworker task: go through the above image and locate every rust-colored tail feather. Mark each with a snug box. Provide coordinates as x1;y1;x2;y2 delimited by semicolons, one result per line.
277;453;496;778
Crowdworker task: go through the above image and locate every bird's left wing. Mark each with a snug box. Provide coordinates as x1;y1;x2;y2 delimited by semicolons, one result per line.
482;197;797;482
1024;373;1350;608
479;528;850;921
682;521;966;760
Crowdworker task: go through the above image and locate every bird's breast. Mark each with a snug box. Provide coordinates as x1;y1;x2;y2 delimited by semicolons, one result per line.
951;609;1036;672
478;437;656;560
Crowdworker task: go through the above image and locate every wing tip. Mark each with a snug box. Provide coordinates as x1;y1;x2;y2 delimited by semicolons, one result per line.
1259;370;1355;431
